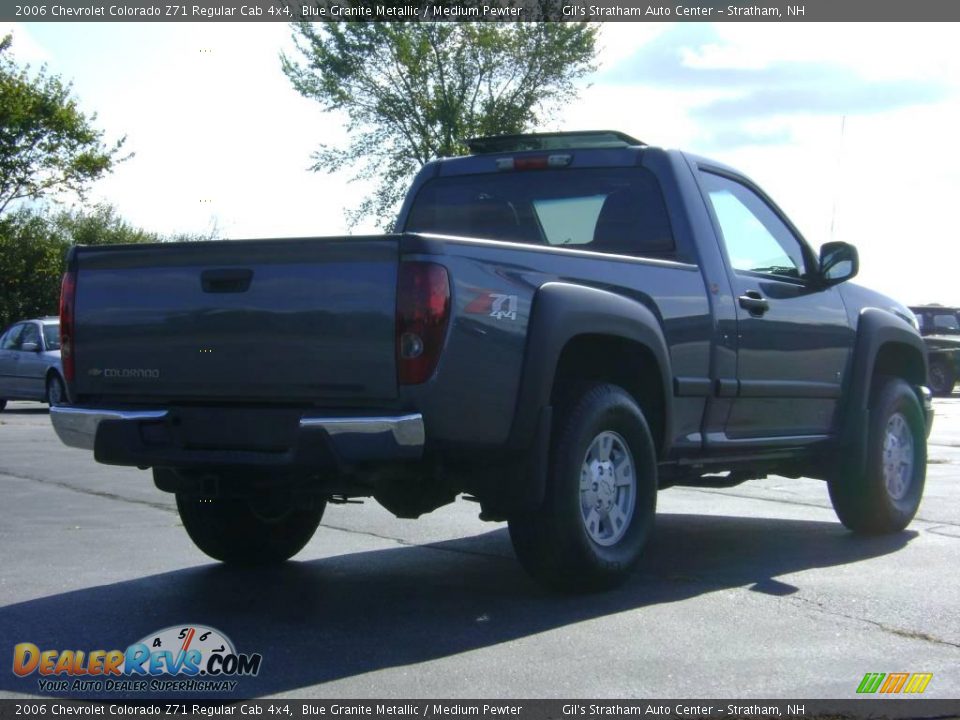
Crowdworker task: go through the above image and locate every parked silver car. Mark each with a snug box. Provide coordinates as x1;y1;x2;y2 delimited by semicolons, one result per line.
0;317;66;411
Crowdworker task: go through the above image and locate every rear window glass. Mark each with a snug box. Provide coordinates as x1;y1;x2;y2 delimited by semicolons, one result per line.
910;309;960;335
405;167;675;258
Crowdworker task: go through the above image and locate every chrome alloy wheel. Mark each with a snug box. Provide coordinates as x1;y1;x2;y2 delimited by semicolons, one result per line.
579;430;636;546
882;412;914;501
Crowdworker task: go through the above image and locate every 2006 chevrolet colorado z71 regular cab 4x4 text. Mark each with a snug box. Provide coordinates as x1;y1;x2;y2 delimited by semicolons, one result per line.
51;131;933;590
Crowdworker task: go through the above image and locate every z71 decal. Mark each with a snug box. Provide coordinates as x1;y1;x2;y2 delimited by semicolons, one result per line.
465;292;518;321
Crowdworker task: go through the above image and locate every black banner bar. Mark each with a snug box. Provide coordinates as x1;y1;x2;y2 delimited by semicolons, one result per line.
3;0;960;22
2;700;960;720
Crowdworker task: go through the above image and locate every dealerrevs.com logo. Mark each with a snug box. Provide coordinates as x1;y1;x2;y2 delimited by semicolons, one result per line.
12;625;262;694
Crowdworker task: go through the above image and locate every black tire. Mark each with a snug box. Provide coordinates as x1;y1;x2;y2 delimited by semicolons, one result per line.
828;377;926;534
176;492;324;565
508;383;657;592
46;374;66;407
0;399;6;412
928;358;955;397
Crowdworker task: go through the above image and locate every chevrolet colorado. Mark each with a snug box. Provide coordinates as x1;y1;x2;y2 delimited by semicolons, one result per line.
51;131;932;590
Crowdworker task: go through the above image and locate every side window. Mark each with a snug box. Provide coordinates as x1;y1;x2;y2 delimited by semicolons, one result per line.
19;323;40;349
700;171;810;280
43;324;61;351
1;324;24;350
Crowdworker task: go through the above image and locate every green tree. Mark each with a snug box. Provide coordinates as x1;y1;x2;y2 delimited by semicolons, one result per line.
0;34;126;216
0;208;67;328
282;20;598;228
0;204;167;328
51;203;160;246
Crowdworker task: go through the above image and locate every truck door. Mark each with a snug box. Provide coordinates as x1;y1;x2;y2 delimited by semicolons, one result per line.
698;168;853;440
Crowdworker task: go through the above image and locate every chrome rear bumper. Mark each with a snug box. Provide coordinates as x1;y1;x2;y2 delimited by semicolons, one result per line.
50;406;425;464
50;407;169;450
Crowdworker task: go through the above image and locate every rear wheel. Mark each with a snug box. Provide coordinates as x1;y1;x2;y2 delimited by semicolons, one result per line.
0;399;6;412
46;375;66;407
176;491;324;565
928;357;955;397
508;383;657;592
828;377;926;534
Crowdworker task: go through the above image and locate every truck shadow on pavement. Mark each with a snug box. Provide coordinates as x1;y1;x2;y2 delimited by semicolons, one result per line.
0;513;915;698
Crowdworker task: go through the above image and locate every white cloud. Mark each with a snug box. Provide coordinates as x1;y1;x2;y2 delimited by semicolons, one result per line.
582;23;959;305
707;23;960;84
20;22;371;238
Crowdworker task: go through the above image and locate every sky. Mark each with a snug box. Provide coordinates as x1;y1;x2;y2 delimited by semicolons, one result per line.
2;21;959;305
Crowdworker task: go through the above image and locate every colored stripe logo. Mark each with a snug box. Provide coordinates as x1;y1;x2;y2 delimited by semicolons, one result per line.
857;672;933;694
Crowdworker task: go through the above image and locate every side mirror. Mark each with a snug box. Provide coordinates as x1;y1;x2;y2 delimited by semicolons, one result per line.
819;241;859;285
21;341;40;353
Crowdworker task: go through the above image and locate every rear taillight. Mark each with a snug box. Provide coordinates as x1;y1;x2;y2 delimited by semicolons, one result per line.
59;269;76;383
396;262;450;385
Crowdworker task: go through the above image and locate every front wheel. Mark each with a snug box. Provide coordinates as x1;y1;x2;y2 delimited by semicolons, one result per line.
928;358;955;397
176;492;324;565
0;399;6;412
508;383;657;592
828;377;926;534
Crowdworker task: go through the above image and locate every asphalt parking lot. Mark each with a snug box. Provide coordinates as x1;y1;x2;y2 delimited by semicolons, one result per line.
0;398;958;700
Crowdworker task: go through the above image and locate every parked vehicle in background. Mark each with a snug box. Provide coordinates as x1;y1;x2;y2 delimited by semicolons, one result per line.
0;317;66;411
50;131;933;591
909;305;960;396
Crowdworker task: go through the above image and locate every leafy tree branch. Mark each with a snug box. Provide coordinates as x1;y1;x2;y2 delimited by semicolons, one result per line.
282;18;597;228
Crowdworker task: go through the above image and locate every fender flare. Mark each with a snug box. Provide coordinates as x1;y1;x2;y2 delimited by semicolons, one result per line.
837;307;928;472
507;281;673;454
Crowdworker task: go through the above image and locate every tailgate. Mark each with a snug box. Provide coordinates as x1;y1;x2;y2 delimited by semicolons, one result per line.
72;237;398;403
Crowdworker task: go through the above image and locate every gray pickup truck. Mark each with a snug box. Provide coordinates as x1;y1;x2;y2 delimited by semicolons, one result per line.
52;131;932;591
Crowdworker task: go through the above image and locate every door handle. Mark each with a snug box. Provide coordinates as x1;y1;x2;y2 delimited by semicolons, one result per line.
738;291;769;316
201;268;253;293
